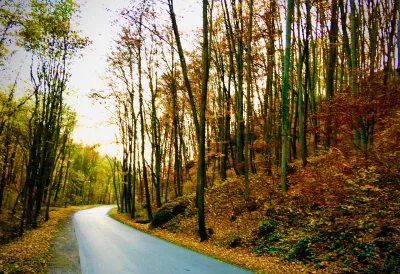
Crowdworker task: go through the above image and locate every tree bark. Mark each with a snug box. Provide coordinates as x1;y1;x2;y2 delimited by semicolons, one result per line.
281;0;295;192
197;0;210;242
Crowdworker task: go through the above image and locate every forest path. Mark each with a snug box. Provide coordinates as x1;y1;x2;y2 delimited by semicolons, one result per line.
73;205;252;274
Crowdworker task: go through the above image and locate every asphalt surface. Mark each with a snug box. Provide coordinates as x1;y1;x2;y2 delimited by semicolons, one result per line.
74;205;253;274
47;215;81;274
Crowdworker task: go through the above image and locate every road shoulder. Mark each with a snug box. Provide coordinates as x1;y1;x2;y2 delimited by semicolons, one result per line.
46;214;81;274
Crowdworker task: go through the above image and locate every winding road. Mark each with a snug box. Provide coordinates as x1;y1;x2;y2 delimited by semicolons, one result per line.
73;205;253;274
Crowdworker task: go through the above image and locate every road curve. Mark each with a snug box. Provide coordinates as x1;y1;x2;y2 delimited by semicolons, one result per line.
74;205;253;274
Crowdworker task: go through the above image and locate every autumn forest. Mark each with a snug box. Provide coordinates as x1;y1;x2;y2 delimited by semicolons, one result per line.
1;0;400;273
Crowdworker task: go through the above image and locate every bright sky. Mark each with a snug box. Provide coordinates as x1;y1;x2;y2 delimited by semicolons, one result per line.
1;0;201;158
67;0;130;157
69;0;201;157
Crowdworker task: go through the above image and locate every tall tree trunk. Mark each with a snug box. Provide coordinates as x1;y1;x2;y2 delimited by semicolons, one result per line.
297;42;306;166
139;43;153;221
149;66;162;208
167;0;199;139
281;0;295;192
324;0;338;148
304;0;317;155
171;75;182;197
221;0;240;176
383;0;399;85
265;0;276;175
397;3;400;79
0;131;11;212
295;2;306;166
197;0;210;241
232;0;245;176
131;117;137;219
244;0;254;201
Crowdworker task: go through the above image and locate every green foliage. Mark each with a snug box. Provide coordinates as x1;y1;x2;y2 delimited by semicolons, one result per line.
225;233;241;248
253;241;285;256
328;232;347;251
284;238;314;262
5;261;20;274
20;0;88;53
252;220;283;256
355;243;374;263
381;251;400;274
0;1;24;64
5;0;89;91
258;219;276;238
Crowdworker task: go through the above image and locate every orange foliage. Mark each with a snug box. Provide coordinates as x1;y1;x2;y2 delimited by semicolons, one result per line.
314;77;400;149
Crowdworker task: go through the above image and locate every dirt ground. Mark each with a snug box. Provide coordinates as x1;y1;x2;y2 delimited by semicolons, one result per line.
46;214;81;274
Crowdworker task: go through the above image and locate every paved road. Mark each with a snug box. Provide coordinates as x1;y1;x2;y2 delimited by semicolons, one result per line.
74;205;253;274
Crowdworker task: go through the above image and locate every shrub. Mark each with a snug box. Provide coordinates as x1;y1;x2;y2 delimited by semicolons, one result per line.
285;238;314;262
258;219;276;238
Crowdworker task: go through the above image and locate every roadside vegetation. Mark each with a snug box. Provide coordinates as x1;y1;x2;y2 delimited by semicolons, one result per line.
0;205;94;274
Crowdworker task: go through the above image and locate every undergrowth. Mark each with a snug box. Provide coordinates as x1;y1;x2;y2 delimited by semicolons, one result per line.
139;111;400;273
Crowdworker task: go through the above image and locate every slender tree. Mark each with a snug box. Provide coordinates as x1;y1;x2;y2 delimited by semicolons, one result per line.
197;0;210;241
281;0;295;192
244;0;254;200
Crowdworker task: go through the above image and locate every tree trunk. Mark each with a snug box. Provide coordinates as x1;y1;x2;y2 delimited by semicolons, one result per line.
281;0;295;192
325;0;339;148
197;0;210;241
244;0;254;201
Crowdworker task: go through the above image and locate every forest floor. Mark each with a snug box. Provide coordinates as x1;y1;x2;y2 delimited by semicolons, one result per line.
0;205;94;274
109;113;400;274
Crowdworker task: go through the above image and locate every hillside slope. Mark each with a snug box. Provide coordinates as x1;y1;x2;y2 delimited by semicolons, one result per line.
111;112;400;274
